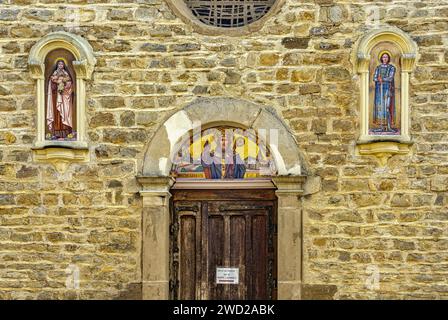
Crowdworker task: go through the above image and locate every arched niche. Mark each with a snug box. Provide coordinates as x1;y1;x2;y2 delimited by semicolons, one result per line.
28;32;96;172
355;27;417;166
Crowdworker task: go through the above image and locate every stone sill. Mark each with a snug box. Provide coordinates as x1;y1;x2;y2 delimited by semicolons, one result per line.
356;141;413;166
32;145;89;173
34;140;88;149
357;136;412;145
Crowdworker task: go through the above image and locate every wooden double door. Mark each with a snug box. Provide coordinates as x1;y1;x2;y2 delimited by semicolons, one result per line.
170;189;277;300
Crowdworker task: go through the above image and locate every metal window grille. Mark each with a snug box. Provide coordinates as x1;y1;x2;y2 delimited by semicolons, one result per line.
185;0;276;28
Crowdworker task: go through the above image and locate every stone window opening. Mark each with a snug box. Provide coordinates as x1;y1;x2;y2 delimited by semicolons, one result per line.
185;0;276;28
165;0;285;36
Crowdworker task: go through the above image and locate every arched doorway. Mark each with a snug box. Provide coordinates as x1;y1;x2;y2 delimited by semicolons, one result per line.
170;125;278;299
138;97;311;300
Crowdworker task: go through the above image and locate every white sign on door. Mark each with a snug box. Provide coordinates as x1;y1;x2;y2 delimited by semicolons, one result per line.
216;267;239;285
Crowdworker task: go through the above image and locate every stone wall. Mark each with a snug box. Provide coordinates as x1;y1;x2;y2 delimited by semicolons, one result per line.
0;0;447;299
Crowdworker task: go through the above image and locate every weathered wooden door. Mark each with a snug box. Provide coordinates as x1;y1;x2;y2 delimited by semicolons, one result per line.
170;189;277;300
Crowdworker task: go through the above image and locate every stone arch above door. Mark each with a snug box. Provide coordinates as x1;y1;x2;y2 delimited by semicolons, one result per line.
142;97;306;177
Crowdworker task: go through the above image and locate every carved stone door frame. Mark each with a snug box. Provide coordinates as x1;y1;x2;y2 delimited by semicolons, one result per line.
137;175;306;300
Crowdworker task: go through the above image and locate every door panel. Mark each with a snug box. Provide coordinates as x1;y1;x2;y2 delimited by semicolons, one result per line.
170;201;201;300
179;215;197;299
229;215;246;300
252;214;268;299
171;190;277;300
206;212;225;300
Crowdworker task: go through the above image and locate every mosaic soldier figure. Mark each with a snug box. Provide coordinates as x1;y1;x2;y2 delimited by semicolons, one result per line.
373;52;396;133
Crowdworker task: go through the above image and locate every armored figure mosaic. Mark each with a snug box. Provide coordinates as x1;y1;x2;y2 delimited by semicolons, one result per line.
372;52;397;133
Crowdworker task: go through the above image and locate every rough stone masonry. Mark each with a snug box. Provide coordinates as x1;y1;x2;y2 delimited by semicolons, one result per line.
0;0;447;299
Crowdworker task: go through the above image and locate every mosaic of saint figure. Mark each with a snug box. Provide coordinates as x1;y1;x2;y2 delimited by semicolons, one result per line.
47;59;74;140
201;140;222;179
372;52;397;133
171;127;276;179
224;136;247;179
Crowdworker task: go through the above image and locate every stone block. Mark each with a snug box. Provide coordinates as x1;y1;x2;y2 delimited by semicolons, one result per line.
291;69;316;83
391;194;412;207
90;113;116;128
323;67;351;82
301;284;337;300
0;98;16;112
278;282;301;300
142;282;169;300
120;111;135;127
281;37;310;49
299;84;321;95
16;166;38;178
431;176;448;191
259;53;280;66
